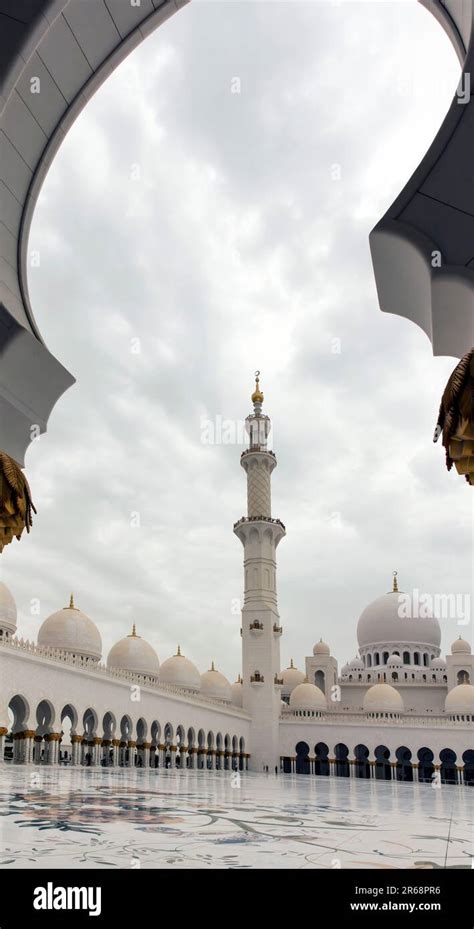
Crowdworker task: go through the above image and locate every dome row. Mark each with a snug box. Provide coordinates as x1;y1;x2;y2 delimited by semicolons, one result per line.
13;593;235;703
286;679;474;717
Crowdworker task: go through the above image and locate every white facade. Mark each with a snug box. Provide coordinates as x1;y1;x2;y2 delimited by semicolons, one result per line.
0;377;472;784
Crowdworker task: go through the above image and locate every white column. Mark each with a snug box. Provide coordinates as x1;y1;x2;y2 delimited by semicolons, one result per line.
34;736;43;764
70;737;80;765
169;746;177;768
45;735;60;765
24;733;35;764
93;739;102;766
12;735;20;763
158;744;166;767
112;741;120;766
127;741;136;767
44;736;52;765
0;728;6;762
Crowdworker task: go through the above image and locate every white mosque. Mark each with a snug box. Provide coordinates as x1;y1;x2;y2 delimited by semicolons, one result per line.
0;377;472;784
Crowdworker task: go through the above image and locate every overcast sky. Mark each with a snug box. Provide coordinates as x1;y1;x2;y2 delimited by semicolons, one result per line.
1;0;471;679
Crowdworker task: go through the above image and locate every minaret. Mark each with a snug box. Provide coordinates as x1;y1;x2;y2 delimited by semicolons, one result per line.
234;372;285;772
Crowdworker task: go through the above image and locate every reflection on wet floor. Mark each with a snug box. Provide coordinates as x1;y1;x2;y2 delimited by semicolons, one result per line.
0;766;471;869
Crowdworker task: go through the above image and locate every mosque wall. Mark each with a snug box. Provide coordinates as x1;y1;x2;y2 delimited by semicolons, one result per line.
278;717;472;766
0;643;251;746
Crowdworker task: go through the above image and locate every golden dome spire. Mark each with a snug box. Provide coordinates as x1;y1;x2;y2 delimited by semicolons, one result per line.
128;623;137;637
289;658;294;668
210;659;215;671
68;593;76;610
176;644;181;656
251;370;264;406
392;571;399;593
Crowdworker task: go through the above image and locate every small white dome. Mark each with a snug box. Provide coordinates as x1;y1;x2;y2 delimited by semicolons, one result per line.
290;681;326;711
363;682;404;715
445;683;474;716
340;662;350;676
0;582;17;634
158;646;200;691
387;654;402;667
231;675;243;707
430;657;446;670
200;662;232;702
38;595;102;661
313;639;330;656
348;656;364;671
451;636;471;655
281;659;305;692
107;626;159;678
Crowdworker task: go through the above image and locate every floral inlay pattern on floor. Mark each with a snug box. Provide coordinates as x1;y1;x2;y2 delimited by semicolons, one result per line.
0;768;471;869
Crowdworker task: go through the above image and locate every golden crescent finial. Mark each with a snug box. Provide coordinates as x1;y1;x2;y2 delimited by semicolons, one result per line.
68;593;75;610
251;370;264;405
392;571;399;593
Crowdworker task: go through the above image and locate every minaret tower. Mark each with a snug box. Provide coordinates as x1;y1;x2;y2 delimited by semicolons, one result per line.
234;373;285;772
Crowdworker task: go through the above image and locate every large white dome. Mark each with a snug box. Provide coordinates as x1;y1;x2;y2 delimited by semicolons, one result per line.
445;684;474;716
357;585;441;650
107;625;159;678
0;582;17;634
363;682;404;715
200;662;232;702
290;681;326;711
38;595;102;661
158;646;200;691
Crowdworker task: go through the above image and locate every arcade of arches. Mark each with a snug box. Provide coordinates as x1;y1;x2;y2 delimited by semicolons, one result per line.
282;741;474;785
3;696;248;771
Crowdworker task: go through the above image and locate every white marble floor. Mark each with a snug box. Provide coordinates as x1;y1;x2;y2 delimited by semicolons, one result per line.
0;766;472;869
